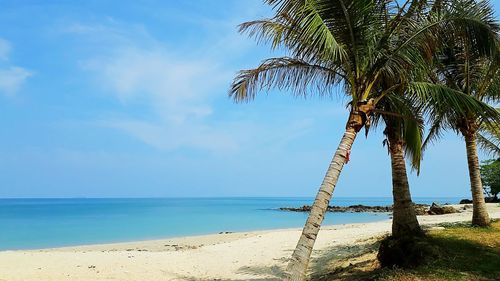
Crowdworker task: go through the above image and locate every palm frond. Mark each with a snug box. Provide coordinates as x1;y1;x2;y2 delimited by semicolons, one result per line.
422;114;445;152
407;82;500;125
378;94;424;173
477;121;500;156
476;132;500;157
229;57;343;102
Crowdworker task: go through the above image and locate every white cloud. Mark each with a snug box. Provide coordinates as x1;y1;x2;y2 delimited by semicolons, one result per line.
0;66;32;97
0;38;32;97
73;20;241;152
100;119;239;152
0;38;11;60
85;48;225;123
71;5;311;153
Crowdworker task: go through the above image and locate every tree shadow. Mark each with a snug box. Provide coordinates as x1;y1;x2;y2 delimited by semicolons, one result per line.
236;264;285;280
309;238;383;281
309;228;500;281
168;264;285;281
420;235;500;280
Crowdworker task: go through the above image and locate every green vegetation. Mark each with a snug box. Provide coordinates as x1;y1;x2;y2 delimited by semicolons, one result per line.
314;221;500;281
377;221;500;281
481;158;500;198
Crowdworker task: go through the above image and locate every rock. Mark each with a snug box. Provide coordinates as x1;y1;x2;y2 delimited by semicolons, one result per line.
459;199;473;204
462;204;473;210
279;204;393;213
279;205;312;212
414;204;429;215
485;196;499;203
428;203;459;215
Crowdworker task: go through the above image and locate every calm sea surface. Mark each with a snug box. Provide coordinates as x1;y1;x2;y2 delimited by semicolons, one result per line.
0;197;461;250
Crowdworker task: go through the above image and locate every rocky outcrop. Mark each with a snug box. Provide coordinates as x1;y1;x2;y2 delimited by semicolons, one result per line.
279;204;392;213
427;203;459;215
485;196;499;203
459;199;473;204
280;202;462;215
414;204;429;215
459;197;498;204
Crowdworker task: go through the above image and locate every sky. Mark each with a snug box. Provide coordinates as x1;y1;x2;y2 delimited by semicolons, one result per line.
0;0;498;198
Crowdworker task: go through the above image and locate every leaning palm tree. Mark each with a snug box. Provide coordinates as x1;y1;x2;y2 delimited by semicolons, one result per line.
422;0;500;227
230;0;499;279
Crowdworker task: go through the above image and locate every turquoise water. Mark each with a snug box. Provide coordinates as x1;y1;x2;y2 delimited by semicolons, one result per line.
0;197;461;250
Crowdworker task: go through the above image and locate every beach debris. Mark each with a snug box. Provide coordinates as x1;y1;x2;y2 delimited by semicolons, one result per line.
163;244;197;251
88;265;96;269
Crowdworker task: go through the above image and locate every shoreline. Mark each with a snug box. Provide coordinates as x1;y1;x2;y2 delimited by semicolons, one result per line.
0;213;391;252
0;203;498;281
2;202;462;252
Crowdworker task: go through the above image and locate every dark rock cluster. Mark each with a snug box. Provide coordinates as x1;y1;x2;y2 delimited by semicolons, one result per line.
460;197;499;204
279;204;393;213
280;202;460;215
427;203;459;215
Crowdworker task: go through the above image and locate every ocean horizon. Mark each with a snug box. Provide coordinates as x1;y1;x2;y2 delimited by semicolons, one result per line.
0;197;463;250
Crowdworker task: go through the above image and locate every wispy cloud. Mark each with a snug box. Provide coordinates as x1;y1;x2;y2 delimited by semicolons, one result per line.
0;38;11;61
100;119;239;152
0;67;32;97
62;4;314;153
83;48;224;123
0;38;32;97
81;43;237;152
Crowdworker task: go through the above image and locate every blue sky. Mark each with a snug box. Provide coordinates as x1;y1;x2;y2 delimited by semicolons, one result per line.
0;0;498;198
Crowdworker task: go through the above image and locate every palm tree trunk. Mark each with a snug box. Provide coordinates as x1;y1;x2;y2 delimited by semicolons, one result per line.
388;136;422;237
464;132;490;226
284;127;357;281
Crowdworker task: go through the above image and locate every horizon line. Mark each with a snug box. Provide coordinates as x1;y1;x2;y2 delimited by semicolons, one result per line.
0;196;467;200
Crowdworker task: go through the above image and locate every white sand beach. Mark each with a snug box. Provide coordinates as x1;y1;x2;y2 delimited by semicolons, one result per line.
1;204;499;281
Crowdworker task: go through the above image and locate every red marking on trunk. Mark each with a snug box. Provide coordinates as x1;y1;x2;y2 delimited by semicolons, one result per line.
345;149;351;163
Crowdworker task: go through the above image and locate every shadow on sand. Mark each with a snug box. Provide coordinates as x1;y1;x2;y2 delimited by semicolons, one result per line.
169;238;382;281
309;238;382;281
169;264;285;281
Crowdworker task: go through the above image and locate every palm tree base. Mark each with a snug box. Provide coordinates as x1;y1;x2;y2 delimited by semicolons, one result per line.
471;217;491;227
377;234;436;268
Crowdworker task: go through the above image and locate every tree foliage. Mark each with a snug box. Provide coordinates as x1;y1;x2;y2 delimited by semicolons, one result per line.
480;158;500;197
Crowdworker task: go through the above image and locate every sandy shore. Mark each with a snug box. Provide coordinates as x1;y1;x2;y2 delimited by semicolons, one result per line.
1;203;498;281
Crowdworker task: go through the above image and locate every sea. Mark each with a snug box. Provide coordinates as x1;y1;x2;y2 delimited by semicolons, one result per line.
0;197;462;250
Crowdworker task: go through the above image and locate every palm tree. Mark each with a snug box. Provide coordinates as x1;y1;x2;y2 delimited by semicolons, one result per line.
422;0;499;227
230;0;498;279
375;95;424;238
